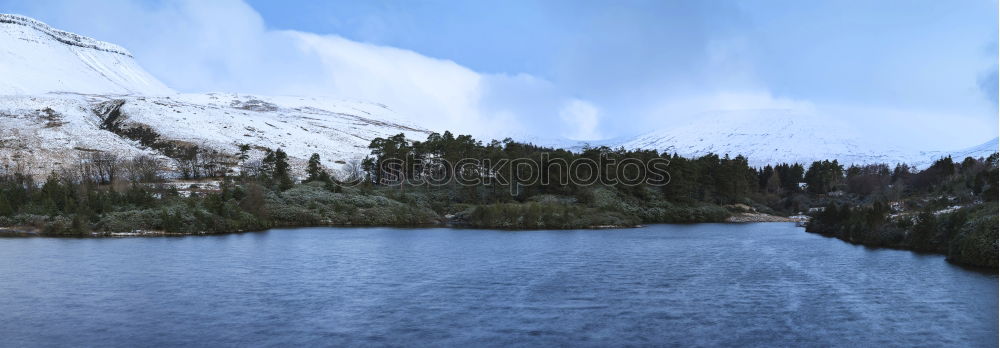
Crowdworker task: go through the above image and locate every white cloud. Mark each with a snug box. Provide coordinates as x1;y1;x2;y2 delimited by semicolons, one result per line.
287;31;485;134
558;100;602;140
12;0;601;140
637;91;816;128
638;91;997;150
13;0;995;148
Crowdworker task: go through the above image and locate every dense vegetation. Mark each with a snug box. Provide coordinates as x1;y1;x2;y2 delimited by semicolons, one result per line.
0;131;995;268
0;150;439;236
358;131;761;227
806;155;999;268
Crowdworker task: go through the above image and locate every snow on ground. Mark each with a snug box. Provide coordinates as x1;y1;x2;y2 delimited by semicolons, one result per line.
118;92;429;168
0;93;430;177
616;109;997;168
0;14;429;177
0;94;164;174
0;14;172;95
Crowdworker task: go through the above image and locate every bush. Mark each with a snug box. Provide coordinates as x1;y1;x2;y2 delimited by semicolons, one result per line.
947;205;999;268
99;209;163;232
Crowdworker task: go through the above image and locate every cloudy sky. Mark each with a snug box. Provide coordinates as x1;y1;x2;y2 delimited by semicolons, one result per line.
1;0;997;148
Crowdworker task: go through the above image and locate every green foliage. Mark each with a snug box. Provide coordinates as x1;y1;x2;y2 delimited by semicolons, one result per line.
804;160;844;194
260;148;293;190
806;154;999;269
266;183;440;226
947;204;999;268
305;153;330;183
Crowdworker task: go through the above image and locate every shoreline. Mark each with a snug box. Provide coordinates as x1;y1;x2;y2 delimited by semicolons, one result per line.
0;220;806;238
725;212;806;223
805;228;998;272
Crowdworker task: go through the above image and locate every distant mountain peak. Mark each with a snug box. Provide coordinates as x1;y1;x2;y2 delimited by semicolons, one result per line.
0;15;429;178
0;14;133;57
616;109;997;168
0;13;172;95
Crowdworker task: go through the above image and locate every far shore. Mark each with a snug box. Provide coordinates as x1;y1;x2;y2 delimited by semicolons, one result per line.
0;219;807;238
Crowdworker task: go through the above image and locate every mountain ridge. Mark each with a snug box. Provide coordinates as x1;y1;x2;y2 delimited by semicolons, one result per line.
0;14;171;95
0;14;133;56
527;109;998;168
0;14;429;177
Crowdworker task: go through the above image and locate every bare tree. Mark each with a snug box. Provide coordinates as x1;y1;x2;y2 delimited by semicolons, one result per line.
340;158;365;183
201;149;230;178
123;155;162;183
173;146;201;179
72;156;95;184
241;158;264;179
90;151;121;184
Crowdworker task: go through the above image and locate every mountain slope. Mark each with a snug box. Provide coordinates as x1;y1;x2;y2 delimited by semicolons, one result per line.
912;138;1000;168
0;93;429;177
617;109;997;168
0;14;429;177
0;14;171;95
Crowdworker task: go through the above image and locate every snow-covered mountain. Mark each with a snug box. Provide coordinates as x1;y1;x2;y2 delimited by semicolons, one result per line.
913;138;1000;168
616;109;997;168
0;14;994;177
0;14;429;177
0;93;429;175
0;14;171;95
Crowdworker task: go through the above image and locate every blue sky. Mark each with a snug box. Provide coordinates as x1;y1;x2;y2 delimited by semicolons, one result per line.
1;0;997;147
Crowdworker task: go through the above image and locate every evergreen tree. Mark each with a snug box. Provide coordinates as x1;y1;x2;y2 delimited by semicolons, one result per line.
273;148;293;190
261;150;276;180
0;193;11;216
305;153;326;182
804;160;843;194
237;144;251;162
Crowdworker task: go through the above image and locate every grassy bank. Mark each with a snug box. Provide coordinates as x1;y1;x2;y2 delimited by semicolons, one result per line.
0;179;739;237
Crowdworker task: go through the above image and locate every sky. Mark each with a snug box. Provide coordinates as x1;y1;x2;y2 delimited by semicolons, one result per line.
0;0;997;149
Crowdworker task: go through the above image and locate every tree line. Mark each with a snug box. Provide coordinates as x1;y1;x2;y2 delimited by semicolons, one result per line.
0;129;995;254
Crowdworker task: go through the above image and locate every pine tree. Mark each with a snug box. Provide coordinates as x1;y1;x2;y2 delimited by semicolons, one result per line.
237;144;251;162
273;148;293;190
261;150;276;180
0;193;11;216
305;153;326;182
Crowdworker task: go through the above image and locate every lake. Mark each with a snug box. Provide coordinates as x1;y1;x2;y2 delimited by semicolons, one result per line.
0;223;995;347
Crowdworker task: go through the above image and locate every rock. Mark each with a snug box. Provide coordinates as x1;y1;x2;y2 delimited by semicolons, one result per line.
725;213;800;223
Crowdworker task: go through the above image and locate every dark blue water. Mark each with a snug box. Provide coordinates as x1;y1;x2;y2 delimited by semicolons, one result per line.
0;223;995;347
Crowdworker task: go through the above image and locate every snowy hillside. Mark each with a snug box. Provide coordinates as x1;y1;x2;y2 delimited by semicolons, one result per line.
911;138;1000;168
0;14;429;177
0;93;429;177
0;14;172;95
617;109;997;168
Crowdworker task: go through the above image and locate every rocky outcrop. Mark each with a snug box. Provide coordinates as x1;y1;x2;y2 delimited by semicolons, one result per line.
0;14;133;56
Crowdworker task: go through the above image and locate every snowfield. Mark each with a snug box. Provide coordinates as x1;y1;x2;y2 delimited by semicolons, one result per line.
615;109;998;168
0;14;171;95
0;93;430;177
